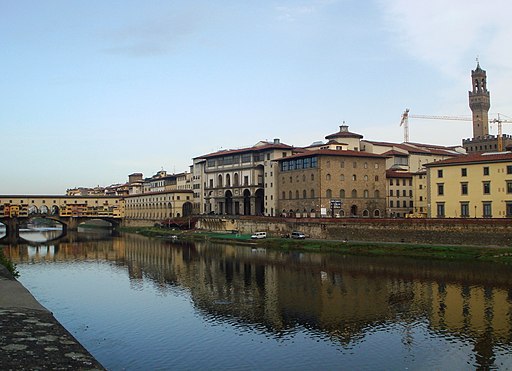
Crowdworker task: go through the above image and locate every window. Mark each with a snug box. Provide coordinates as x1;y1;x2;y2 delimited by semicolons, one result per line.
340;189;345;198
390;200;394;207
460;202;470;217
351;189;357;198
483;202;492;218
352;174;357;181
375;176;379;181
390;190;393;196
364;189;369;198
364;175;368;181
303;190;307;199
402;190;406;197
241;154;251;163
409;190;412;197
438;169;443;178
326;189;332;198
282;191;285;199
461;182;468;195
353;162;357;168
507;165;512;174
403;200;407;207
311;189;315;198
340;174;345;181
483;166;490;176
374;190;380;198
296;190;299;199
390;179;393;185
244;176;249;186
340;161;345;168
364;162;368;169
461;168;467;177
409;201;413;207
326;174;331;181
507;181;512;194
506;202;512;217
437;183;444;196
483;181;491;194
436;203;445;217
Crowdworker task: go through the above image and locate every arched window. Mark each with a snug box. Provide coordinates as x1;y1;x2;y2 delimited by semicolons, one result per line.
340;174;345;181
374;190;380;198
326;173;331;181
340;189;346;198
351;189;357;198
303;190;307;199
234;173;239;186
363;209;369;217
282;191;286;199
311;174;315;181
218;174;223;187
364;162;368;169
311;189;315;198
226;174;231;187
364;189;369;198
374;209;381;217
295;190;299;199
326;189;332;198
340;161;345;168
289;191;292;199
364;175;368;181
352;174;357;181
302;174;306;181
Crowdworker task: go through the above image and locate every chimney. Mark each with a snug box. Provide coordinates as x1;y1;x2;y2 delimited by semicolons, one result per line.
273;138;280;144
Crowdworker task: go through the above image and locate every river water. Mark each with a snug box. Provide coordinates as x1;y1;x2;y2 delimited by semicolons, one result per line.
4;230;512;370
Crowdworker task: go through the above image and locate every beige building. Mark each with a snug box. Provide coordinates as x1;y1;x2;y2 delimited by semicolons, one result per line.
192;139;295;216
124;190;194;221
361;141;463;172
425;152;512;218
276;149;388;217
386;170;414;217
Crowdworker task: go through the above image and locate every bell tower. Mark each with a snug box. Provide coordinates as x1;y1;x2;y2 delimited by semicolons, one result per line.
468;61;490;138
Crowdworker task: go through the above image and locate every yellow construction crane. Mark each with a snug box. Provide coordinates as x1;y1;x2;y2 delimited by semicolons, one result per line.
400;109;512;151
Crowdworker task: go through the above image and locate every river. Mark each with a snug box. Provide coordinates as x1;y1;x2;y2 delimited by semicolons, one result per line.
4;230;512;370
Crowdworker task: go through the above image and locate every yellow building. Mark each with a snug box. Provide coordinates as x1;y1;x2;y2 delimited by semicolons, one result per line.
425;152;512;218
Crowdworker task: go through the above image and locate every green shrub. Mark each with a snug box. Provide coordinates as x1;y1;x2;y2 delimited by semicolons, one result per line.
0;248;19;278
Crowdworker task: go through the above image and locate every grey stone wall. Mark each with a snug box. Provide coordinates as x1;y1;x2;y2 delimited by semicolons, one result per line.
197;216;512;247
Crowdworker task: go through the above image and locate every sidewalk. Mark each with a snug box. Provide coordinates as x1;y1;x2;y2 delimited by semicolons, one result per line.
0;265;105;370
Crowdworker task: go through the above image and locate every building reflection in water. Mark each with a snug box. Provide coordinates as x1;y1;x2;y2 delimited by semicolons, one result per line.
6;234;512;368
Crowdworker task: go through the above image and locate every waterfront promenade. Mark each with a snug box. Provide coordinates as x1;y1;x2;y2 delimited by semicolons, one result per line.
0;265;104;370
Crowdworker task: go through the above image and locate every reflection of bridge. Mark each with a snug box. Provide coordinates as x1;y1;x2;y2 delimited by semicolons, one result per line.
0;195;123;244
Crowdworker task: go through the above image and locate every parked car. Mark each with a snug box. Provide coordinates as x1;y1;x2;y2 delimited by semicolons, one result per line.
291;231;306;239
251;232;267;239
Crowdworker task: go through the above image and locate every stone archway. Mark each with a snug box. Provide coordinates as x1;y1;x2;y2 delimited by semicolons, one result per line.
255;189;264;216
243;189;251;215
225;190;233;215
182;202;193;217
350;205;358;217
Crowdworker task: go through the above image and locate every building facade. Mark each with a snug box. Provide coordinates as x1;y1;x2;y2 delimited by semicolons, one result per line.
425;152;512;218
193;139;295;216
276;149;388;217
124;190;194;221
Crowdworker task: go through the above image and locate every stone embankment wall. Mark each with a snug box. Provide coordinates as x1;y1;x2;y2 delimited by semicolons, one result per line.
197;216;512;247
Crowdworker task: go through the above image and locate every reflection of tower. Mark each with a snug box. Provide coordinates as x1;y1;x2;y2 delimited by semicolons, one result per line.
468;62;490;139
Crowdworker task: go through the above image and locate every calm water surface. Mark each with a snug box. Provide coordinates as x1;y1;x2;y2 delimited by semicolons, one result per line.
5;231;512;370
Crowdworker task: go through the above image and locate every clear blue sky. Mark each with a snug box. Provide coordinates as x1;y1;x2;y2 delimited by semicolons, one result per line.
1;0;511;194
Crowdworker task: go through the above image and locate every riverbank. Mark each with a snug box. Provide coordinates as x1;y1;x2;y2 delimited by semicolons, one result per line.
0;264;105;370
120;227;512;264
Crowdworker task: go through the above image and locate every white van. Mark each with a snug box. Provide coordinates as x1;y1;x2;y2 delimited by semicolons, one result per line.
251;232;267;239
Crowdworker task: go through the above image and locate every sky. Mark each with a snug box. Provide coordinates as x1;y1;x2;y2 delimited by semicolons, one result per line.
1;0;511;194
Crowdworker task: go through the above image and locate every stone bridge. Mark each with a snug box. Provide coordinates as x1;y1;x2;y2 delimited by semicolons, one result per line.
0;195;123;244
